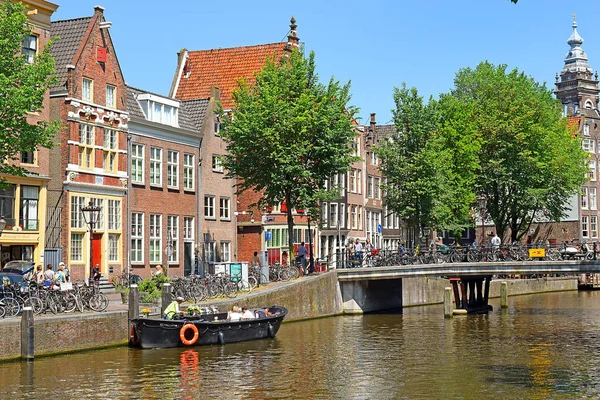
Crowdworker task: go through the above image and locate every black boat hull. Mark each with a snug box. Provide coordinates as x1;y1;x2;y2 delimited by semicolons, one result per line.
130;306;287;348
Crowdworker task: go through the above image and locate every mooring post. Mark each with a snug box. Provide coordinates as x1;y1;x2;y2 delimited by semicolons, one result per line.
444;287;453;318
20;307;34;360
500;281;508;308
129;284;140;320
161;283;172;316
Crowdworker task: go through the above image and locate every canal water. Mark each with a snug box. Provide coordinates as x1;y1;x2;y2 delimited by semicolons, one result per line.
2;290;600;399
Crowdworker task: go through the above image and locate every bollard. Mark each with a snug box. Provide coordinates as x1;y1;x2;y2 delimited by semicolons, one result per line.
161;283;172;316
129;284;140;321
500;281;508;308
20;307;34;360
444;287;453;318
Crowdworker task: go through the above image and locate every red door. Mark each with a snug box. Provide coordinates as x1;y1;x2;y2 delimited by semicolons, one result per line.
92;233;103;272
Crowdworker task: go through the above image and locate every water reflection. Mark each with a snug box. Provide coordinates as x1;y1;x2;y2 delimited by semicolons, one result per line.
2;291;600;399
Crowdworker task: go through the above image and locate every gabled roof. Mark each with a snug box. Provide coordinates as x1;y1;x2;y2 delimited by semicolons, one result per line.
50;16;92;91
126;85;209;132
174;42;287;108
374;124;397;140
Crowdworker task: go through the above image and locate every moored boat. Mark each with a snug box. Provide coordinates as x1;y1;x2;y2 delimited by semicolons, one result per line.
129;306;287;348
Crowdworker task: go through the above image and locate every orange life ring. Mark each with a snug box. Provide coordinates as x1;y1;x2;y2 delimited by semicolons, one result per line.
129;325;139;346
180;323;199;346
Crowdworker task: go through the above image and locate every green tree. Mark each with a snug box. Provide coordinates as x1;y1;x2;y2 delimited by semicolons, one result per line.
219;48;359;254
376;84;476;246
450;61;587;242
0;0;59;180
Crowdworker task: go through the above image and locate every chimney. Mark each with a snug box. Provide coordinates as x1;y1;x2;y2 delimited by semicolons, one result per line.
94;5;104;14
285;16;299;52
210;87;221;101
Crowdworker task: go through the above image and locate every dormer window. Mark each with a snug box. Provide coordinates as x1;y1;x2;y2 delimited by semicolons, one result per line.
137;93;179;127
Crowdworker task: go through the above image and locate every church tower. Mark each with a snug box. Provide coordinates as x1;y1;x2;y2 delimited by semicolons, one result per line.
555;15;599;116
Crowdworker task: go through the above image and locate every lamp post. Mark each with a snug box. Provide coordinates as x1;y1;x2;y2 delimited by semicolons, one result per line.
81;200;101;279
477;195;487;246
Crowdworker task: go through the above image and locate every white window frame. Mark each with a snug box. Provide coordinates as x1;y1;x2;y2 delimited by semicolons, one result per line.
106;85;116;108
340;203;346;228
103;128;118;173
368;175;373;198
591;188;597;211
70;233;83;262
70;196;85;228
204;195;215;219
582;187;589;209
82;77;93;102
583;138;595;153
150;147;162;186
167;150;179;188
212;155;224;173
206;241;216;263
184;217;194;241
108;200;121;230
220;241;231;262
22;35;37;64
78;124;94;169
167;215;179;263
589;160;597;181
330;203;338;228
582;216;589;238
131;144;144;184
131;212;144;264
108;234;119;262
149;214;162;264
592;216;599;238
183;153;194;191
219;197;230;220
375;177;381;200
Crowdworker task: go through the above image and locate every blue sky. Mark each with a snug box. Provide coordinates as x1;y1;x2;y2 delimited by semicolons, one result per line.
52;0;600;125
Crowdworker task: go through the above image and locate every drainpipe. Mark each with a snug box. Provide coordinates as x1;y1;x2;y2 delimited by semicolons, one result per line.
197;138;203;277
126;133;131;282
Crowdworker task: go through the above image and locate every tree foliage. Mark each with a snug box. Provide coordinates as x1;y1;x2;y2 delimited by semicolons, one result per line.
0;0;60;180
376;84;477;245
219;48;359;253
451;62;587;242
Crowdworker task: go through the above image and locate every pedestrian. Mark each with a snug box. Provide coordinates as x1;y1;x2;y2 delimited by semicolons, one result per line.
353;238;363;266
365;238;374;266
34;264;43;284
154;265;164;276
296;242;308;275
163;296;185;320
43;264;54;287
491;233;501;248
251;251;261;267
55;265;66;284
92;264;101;282
58;261;69;282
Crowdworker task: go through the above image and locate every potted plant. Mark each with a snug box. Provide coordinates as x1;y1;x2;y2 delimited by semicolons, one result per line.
114;284;130;304
186;304;201;316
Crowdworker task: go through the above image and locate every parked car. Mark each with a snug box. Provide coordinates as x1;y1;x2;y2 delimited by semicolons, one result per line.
0;272;26;286
2;260;35;276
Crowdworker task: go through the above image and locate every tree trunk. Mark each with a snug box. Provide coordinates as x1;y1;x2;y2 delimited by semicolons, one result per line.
285;192;295;262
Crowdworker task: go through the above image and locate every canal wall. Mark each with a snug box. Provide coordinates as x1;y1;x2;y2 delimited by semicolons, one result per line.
0;310;128;362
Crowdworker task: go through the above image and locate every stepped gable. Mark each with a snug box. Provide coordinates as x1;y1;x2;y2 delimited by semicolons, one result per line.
50;16;93;90
175;42;287;108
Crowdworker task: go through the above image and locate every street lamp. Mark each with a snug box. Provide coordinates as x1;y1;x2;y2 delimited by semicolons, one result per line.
477;195;487;246
81;200;101;279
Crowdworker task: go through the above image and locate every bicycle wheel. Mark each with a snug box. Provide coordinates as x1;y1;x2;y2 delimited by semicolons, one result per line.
64;293;77;313
1;298;20;317
0;305;5;318
246;275;258;289
223;282;238;298
238;279;253;294
89;294;109;311
76;295;84;313
24;296;44;315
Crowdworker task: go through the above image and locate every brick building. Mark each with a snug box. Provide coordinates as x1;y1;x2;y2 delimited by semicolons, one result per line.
170;18;310;266
0;0;58;267
126;86;206;278
47;6;128;281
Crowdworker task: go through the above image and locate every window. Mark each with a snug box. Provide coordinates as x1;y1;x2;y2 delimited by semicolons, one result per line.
582;216;589;238
106;85;116;108
358;206;363;230
584;125;590;136
370;151;378;165
103;129;118;173
589;160;597;181
143;101;178;126
108;200;121;230
20;151;35;165
91;198;104;230
368;176;373;198
20;186;38;230
0;185;14;223
582;187;589;209
70;233;83;261
183;153;194;190
293;228;303;244
214;117;220;135
351;205;357;229
375;178;381;200
167;150;179;188
70;196;85;228
108;234;119;262
357;169;362;194
82;78;93;102
219;197;230;220
220;241;231;262
330;203;338;227
212;155;224;172
592;216;599;238
340;203;346;228
206;241;216;263
204;195;215;219
150;147;162;186
149;214;162;263
184;217;194;240
349;169;356;193
322;202;329;225
167;215;178;263
131;144;144;184
131;212;143;263
22;35;36;64
591;188;597;210
583;139;595;153
78;124;94;169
